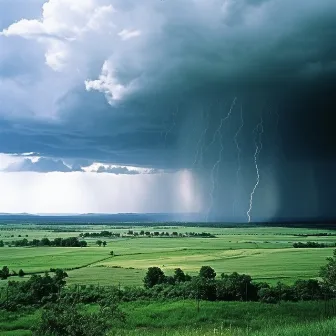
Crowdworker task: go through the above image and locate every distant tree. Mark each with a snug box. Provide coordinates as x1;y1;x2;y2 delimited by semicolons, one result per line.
320;249;336;292
110;251;114;256
40;238;51;246
18;269;25;277
199;266;216;280
144;267;166;288
0;240;4;247
79;241;87;247
140;230;145;236
0;266;10;280
102;241;107;247
96;240;102;247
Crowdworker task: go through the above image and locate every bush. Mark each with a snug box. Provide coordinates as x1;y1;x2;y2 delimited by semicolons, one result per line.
34;303;126;336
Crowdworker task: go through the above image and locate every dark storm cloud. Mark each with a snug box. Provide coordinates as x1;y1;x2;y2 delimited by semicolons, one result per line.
0;0;335;220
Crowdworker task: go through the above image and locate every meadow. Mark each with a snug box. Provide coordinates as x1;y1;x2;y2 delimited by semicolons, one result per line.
1;300;336;335
1;223;336;335
1;224;336;286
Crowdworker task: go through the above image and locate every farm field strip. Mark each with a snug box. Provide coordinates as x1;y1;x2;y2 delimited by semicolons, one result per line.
0;225;335;287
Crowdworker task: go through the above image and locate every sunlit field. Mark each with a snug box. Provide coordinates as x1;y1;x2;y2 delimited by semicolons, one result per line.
0;224;335;286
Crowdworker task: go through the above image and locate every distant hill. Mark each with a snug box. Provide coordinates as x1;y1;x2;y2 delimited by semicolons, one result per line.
0;213;334;228
0;212;205;224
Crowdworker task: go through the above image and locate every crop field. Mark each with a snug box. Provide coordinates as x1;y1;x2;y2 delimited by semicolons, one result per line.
0;224;336;287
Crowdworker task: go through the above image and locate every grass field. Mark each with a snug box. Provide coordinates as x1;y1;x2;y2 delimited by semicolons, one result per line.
0;225;335;287
1;223;336;335
1;300;336;336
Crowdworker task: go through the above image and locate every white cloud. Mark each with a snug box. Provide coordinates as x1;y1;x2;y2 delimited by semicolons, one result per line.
2;157;77;172
85;60;136;103
2;0;116;71
118;29;141;41
0;154;21;170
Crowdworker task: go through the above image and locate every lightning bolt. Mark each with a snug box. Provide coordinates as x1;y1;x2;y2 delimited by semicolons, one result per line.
233;103;244;217
193;108;210;168
246;114;264;223
164;105;178;147
206;97;237;222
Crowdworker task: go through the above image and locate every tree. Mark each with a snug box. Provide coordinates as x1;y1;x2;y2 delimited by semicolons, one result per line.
293;279;322;301
199;266;216;280
79;240;87;247
18;269;25;277
0;240;4;247
174;268;186;283
320;249;336;292
53;269;68;288
96;240;102;247
143;267;166;288
0;266;10;280
110;251;114;256
102;241;107;247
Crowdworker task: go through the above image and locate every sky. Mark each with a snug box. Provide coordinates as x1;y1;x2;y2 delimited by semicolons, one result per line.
0;0;335;221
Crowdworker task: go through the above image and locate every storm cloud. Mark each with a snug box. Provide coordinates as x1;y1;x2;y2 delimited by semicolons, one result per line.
0;0;335;221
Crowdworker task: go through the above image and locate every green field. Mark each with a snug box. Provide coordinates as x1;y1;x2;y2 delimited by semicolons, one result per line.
1;224;336;335
1;300;336;336
0;225;336;286
0;225;335;287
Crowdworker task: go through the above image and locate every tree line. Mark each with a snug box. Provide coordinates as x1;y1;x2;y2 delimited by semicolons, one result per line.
81;230;215;238
293;241;336;248
0;237;87;248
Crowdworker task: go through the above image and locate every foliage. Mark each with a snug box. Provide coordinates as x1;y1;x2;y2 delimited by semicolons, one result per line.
0;269;68;310
293;241;335;248
199;266;216;280
144;267;167;288
0;266;10;280
8;237;87;247
34;303;125;336
320;249;336;292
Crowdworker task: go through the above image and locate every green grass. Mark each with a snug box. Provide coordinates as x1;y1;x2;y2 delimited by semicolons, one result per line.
66;266;146;287
96;247;333;283
0;247;112;274
0;310;40;336
1;300;335;336
0;225;335;287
